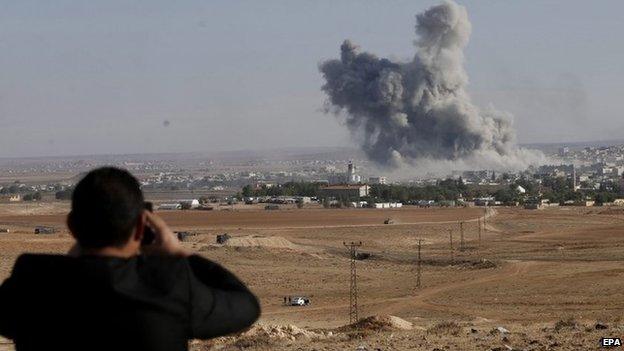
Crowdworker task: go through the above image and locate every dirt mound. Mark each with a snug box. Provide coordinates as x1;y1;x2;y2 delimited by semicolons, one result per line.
341;315;413;331
201;323;329;349
220;235;299;250
461;258;498;269
242;324;326;341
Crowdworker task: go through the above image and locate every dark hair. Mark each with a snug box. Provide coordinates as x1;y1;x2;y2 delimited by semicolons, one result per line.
68;167;144;248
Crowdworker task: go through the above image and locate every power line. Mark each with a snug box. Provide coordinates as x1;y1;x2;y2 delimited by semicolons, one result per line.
343;241;362;325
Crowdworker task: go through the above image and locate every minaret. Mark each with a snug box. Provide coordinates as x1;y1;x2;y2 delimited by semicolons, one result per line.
347;161;355;184
572;165;577;191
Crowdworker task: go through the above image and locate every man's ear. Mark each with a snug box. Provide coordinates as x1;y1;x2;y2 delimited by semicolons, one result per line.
132;211;146;242
67;211;77;240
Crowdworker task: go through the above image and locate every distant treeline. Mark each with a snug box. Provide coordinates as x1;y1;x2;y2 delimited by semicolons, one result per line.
369;179;471;202
55;188;73;200
241;178;484;202
240;175;624;205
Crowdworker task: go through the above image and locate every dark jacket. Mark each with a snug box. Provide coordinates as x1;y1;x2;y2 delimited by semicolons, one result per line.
0;254;260;351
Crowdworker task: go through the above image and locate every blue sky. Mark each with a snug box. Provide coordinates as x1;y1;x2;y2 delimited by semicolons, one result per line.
0;0;623;157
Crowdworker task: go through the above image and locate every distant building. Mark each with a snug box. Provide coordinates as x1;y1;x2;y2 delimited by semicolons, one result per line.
9;195;21;202
253;181;275;189
294;196;311;204
349;201;369;208
579;200;595;207
474;197;495;206
373;202;403;209
319;184;370;199
558;147;569;157
178;199;200;209
369;176;387;185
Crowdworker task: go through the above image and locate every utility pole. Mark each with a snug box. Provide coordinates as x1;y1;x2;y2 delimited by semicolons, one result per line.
478;217;482;246
460;221;465;251
449;229;454;263
344;241;362;324
483;207;487;234
416;239;422;289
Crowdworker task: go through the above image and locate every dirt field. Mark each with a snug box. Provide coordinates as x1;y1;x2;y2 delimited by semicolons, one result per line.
1;203;623;350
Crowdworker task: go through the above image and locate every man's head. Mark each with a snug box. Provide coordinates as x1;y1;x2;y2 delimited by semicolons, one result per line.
68;167;145;251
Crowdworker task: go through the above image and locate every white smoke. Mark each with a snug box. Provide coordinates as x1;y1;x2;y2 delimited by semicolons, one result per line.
319;0;544;171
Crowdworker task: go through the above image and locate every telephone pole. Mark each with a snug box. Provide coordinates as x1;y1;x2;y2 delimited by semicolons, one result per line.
478;218;482;246
459;221;465;251
449;229;454;263
416;239;422;289
483;207;487;234
344;241;362;324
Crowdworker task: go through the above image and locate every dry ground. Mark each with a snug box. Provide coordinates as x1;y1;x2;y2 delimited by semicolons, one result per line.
1;203;623;350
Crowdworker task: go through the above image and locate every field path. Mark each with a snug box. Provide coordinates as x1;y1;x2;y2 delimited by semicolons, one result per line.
246;208;497;231
263;258;529;320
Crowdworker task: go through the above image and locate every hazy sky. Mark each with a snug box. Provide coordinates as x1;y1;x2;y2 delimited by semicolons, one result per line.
0;0;623;158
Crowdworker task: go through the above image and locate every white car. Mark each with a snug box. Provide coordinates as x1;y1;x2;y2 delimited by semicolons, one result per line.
290;297;310;306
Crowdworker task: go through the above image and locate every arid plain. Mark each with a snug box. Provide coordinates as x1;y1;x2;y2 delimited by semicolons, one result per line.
1;202;623;350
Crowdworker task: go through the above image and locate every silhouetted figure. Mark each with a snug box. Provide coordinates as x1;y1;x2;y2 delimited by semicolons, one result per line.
0;167;260;351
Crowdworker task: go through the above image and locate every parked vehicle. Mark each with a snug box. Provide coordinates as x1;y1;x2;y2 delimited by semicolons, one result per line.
34;226;56;234
290;296;310;306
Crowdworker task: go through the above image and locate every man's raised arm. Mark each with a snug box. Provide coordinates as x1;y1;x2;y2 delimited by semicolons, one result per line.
186;255;260;338
143;211;260;339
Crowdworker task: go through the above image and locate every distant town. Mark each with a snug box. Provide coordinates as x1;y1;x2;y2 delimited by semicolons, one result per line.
2;142;624;209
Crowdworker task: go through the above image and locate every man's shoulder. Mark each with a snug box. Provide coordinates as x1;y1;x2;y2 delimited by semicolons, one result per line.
9;253;214;282
12;253;71;273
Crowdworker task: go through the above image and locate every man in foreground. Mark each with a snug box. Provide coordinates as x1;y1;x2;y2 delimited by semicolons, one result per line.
0;167;260;351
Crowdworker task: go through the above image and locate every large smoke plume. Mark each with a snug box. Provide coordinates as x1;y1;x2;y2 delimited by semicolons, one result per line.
319;0;543;170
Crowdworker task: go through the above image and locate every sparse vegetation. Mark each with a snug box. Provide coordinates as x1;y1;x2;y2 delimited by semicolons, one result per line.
554;317;579;332
22;192;41;201
427;321;462;336
55;189;73;200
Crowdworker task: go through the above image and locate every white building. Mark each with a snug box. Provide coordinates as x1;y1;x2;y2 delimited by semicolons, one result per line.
178;199;200;209
8;195;21;202
369;176;387;185
373;202;403;209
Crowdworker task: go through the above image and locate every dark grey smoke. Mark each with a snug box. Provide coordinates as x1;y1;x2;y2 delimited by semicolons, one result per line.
319;0;542;169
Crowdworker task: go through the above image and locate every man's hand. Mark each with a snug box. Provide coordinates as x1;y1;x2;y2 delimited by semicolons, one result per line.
142;211;190;257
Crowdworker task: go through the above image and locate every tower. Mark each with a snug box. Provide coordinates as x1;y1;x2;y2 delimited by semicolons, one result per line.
346;161;357;184
344;241;362;324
